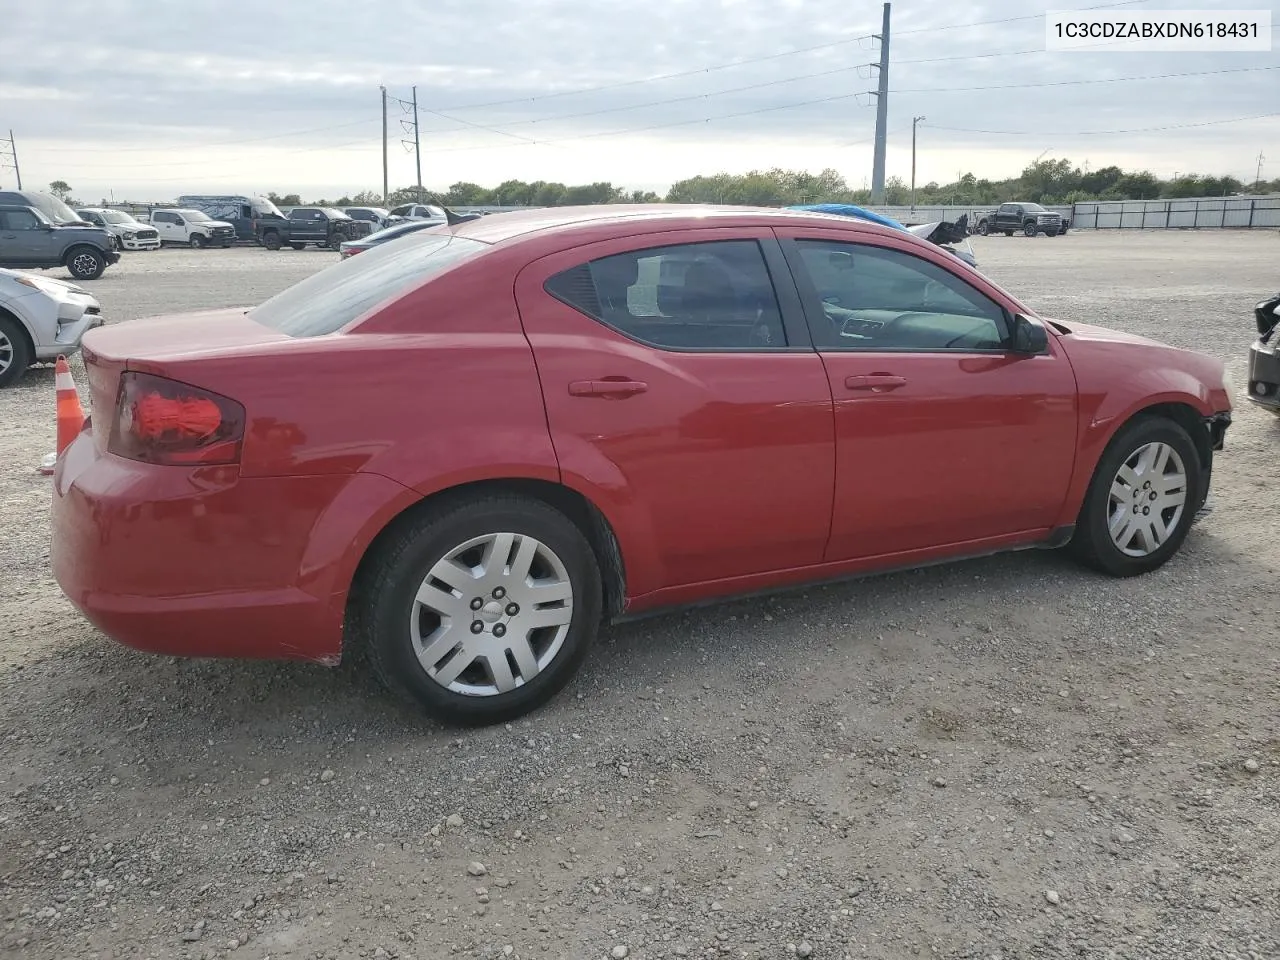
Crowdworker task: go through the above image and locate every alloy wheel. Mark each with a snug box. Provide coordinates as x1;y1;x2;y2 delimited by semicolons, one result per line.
71;253;98;277
1107;441;1188;557
0;329;12;375
410;532;574;696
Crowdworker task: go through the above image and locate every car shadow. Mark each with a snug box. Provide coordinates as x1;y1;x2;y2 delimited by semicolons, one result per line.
4;531;1245;767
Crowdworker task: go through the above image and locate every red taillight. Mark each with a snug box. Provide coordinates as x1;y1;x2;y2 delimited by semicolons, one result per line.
108;371;245;465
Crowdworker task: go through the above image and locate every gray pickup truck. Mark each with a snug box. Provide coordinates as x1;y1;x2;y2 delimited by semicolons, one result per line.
0;190;120;280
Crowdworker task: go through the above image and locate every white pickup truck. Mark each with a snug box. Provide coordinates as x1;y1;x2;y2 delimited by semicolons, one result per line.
147;209;237;248
75;208;161;251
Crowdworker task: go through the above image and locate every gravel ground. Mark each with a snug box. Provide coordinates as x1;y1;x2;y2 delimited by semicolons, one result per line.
1;232;1278;960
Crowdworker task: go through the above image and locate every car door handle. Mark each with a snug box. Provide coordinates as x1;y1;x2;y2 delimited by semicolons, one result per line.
568;379;649;398
845;374;907;391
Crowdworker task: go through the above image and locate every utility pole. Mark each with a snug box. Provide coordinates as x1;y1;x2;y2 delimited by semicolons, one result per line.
869;2;891;203
1255;150;1266;192
389;88;423;201
0;130;21;189
412;85;422;198
910;116;924;210
380;86;389;205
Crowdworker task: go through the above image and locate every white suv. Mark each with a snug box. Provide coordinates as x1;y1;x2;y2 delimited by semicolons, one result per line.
148;209;237;248
0;267;104;387
75;208;161;251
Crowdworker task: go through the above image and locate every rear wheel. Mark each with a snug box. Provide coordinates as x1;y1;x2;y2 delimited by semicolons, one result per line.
356;496;602;725
65;246;106;280
0;313;33;388
976;220;990;236
1070;416;1202;577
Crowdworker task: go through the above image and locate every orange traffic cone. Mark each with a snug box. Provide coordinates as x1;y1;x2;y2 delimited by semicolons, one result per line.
54;355;85;455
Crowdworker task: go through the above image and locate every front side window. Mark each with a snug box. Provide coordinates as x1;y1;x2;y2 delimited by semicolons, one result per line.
794;240;1008;352
545;239;788;350
1;209;43;230
250;233;487;337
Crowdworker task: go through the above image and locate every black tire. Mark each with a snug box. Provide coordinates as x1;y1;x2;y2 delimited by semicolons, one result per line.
65;246;106;280
261;231;282;251
355;495;603;725
1059;226;1069;236
1023;221;1038;237
0;312;33;388
976;220;990;236
289;242;305;251
1070;416;1202;577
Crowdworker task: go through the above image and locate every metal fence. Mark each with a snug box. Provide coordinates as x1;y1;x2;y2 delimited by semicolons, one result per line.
1070;196;1280;229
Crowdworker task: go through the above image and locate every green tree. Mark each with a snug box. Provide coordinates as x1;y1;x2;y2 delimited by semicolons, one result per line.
48;180;73;202
268;192;301;206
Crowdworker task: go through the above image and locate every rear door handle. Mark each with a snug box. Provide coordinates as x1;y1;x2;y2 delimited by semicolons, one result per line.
845;374;907;391
568;379;649;398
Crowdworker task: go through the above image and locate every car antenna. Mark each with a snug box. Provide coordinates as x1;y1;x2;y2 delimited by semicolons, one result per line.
444;207;466;226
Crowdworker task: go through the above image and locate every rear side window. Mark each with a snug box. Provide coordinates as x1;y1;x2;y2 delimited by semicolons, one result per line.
250;234;487;337
544;240;788;350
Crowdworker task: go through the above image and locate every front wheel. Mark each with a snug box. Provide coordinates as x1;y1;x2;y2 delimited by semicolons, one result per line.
0;313;33;388
261;232;282;251
976;220;990;236
355;496;603;725
1023;222;1038;237
65;246;106;280
1070;417;1202;577
190;234;208;249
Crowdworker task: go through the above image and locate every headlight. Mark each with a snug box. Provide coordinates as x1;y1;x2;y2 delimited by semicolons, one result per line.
123;232;136;239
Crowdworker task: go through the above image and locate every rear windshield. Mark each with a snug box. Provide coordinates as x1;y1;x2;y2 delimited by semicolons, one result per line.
249;233;487;337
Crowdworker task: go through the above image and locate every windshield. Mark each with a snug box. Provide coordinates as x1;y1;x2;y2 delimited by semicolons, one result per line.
101;210;136;225
250;234;487;337
323;208;350;219
1022;203;1047;213
34;194;83;224
254;199;285;218
182;210;212;222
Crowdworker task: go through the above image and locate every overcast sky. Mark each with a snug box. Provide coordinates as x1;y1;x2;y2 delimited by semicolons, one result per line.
3;0;1276;200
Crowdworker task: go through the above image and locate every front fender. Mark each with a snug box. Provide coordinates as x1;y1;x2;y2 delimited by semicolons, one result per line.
1054;364;1220;528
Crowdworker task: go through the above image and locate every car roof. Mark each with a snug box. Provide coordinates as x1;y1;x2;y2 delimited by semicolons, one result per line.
447;203;909;246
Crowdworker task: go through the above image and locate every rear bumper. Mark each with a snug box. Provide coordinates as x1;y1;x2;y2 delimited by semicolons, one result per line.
1247;338;1280;411
49;432;406;663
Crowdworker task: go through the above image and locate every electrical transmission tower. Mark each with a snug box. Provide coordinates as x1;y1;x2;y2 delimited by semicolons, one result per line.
868;3;891;203
387;87;423;199
0;130;21;189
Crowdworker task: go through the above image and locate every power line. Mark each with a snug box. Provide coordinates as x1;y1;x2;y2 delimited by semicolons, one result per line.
31;117;378;155
428;0;1152;113
892;63;1278;94
924;112;1280;137
49;62;1278;177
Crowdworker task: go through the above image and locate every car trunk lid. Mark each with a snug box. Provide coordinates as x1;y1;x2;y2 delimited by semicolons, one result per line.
79;308;290;452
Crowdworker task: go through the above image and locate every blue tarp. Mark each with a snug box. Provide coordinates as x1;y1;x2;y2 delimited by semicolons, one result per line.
786;203;906;231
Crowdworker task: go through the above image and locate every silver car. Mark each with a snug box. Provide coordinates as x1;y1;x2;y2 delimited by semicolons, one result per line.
0;267;104;387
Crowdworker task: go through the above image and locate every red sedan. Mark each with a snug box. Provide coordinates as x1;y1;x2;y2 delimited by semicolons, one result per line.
51;205;1233;724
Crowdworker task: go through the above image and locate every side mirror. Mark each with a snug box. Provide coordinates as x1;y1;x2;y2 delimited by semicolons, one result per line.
1010;314;1048;354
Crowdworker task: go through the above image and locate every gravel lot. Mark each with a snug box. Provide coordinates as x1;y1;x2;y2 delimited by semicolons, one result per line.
2;232;1278;960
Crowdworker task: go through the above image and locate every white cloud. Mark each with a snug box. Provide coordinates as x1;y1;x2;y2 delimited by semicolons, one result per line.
4;0;1276;198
